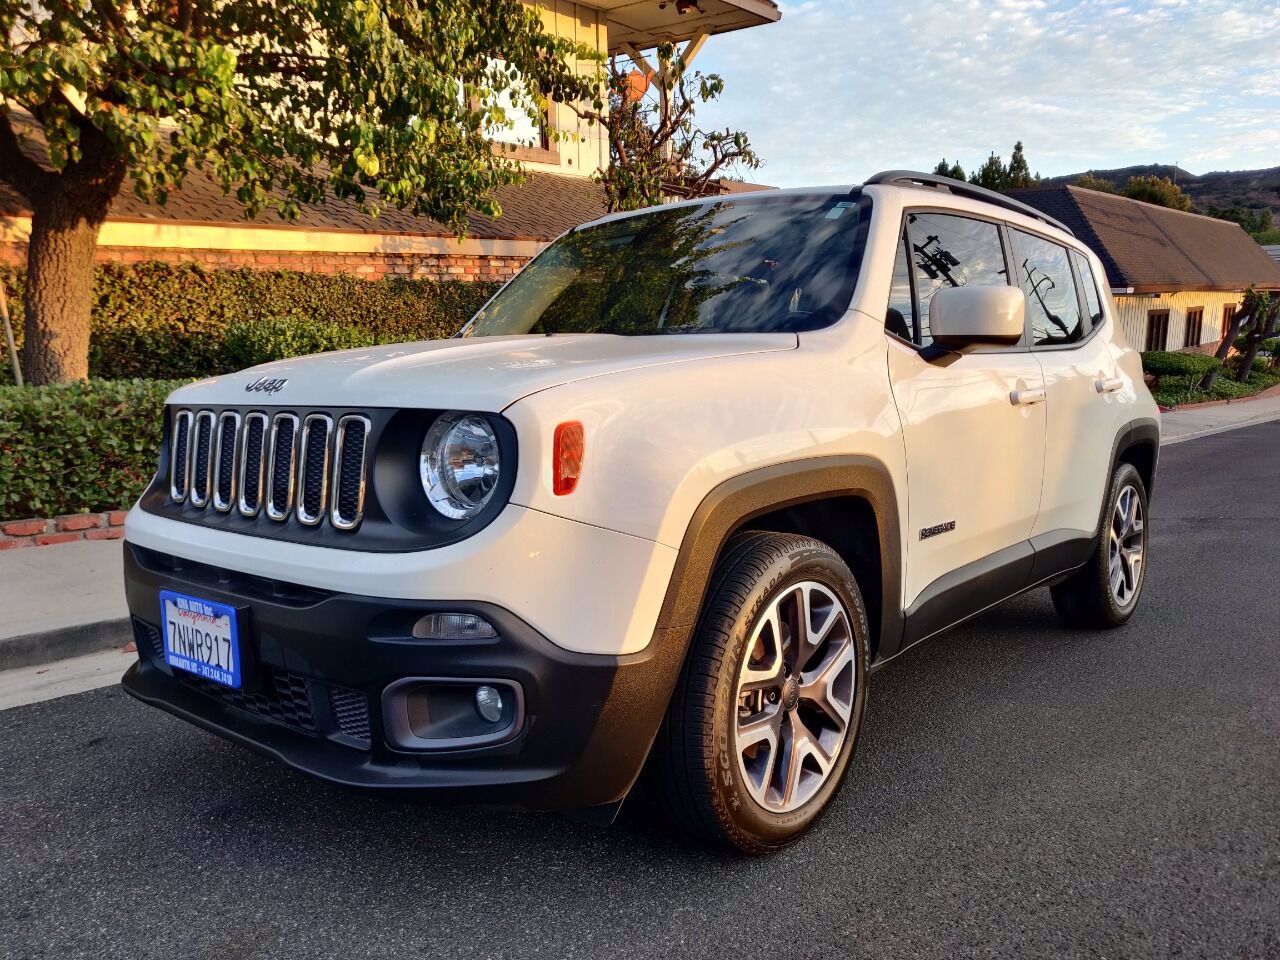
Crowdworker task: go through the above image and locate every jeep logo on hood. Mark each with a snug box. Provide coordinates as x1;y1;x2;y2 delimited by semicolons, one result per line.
245;376;288;395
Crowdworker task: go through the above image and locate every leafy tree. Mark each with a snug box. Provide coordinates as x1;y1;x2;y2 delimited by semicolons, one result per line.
1074;173;1117;194
1233;290;1280;383
1199;286;1266;390
1120;175;1192;211
960;142;1038;191
932;158;966;182
0;1;601;384
969;152;1007;190
582;45;759;212
1207;204;1274;237
1004;140;1036;189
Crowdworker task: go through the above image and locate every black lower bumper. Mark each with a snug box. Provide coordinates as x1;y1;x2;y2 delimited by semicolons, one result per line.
121;542;681;809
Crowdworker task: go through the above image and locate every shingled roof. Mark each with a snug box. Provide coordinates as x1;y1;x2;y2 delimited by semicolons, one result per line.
1010;185;1280;294
0;112;606;242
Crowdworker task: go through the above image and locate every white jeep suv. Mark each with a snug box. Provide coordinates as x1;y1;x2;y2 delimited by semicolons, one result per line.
122;171;1159;853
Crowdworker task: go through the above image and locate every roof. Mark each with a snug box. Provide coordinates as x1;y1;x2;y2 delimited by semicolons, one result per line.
602;0;780;51
0;113;606;242
1264;245;1280;265
1009;185;1280;293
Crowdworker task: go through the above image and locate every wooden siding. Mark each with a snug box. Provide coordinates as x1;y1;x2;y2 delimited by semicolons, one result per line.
1111;291;1241;352
530;2;608;178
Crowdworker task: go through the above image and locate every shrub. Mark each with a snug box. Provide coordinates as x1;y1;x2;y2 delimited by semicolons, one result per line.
0;263;498;382
1140;350;1221;379
0;379;186;520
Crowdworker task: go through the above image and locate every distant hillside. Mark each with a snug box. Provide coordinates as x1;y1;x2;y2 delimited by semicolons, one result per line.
1044;163;1280;213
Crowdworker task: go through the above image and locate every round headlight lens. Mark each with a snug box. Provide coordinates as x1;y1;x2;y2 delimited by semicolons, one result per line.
419;413;501;520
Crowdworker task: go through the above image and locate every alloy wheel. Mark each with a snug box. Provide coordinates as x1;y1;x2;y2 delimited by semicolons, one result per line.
1108;483;1145;607
733;581;856;814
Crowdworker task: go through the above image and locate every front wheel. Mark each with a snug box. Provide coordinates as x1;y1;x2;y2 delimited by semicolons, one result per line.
651;532;870;854
1051;462;1149;628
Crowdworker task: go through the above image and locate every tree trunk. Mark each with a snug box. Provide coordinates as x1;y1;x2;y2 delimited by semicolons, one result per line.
1235;302;1280;383
21;195;106;384
1198;307;1248;391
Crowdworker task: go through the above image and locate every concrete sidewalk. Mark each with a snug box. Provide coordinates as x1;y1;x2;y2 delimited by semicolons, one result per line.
0;538;129;670
3;390;1279;673
1160;390;1280;444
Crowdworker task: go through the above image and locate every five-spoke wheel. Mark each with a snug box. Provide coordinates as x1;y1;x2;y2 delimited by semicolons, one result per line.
1108;483;1145;608
652;532;868;854
734;582;856;813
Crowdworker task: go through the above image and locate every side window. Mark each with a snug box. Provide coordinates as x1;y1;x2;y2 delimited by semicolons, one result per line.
1070;249;1106;331
906;213;1008;346
1011;229;1086;346
885;232;915;341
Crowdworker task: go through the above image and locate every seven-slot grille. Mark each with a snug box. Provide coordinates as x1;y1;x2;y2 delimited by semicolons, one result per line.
170;408;371;532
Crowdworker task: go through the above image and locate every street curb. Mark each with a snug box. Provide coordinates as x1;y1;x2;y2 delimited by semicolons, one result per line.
0;618;133;672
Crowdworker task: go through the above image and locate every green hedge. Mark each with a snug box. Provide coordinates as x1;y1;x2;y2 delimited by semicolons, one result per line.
1140;350;1221;379
0;263;498;383
0;379;186;519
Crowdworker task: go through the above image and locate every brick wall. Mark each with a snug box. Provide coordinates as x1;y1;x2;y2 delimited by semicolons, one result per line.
0;512;127;549
0;241;528;281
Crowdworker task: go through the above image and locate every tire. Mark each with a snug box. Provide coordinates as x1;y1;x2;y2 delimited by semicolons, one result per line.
1051;462;1149;629
651;531;870;854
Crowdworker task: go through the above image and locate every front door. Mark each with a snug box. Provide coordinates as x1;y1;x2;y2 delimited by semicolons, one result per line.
884;211;1047;624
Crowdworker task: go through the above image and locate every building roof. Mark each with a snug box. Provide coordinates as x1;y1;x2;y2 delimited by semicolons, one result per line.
1010;185;1280;293
1264;245;1280;265
602;0;780;52
0;163;606;243
0;112;606;242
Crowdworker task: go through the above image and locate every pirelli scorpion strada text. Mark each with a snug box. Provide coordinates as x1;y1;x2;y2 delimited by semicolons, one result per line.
121;171;1160;854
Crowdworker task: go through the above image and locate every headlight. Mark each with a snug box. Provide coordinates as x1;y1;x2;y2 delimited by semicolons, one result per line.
419;412;501;519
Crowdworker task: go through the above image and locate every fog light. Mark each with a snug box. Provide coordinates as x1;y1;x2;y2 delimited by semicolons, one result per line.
475;685;504;723
412;613;497;640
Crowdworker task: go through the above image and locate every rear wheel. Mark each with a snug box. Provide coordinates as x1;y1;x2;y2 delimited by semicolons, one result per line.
1051;462;1149;628
652;532;869;854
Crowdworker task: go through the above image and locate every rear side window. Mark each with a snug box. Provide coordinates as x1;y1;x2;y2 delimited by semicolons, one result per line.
1011;229;1086;346
905;213;1008;346
1070;249;1105;330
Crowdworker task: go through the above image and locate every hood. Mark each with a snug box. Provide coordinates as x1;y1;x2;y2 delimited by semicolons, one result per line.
167;333;797;410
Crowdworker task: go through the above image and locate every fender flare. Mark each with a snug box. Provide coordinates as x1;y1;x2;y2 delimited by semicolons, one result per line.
650;454;904;660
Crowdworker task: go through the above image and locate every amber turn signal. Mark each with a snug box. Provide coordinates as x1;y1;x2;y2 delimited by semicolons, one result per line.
553;421;584;495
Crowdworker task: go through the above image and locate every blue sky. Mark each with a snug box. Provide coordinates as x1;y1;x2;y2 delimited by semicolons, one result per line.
691;0;1280;186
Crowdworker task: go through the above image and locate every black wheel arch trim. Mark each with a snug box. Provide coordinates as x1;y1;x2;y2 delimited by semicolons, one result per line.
648;454;904;663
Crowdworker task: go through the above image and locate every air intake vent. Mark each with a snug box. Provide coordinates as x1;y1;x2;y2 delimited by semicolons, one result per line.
190;411;216;507
266;414;299;521
296;414;332;526
212;411;240;512
238;412;268;517
331;415;371;530
169;410;193;501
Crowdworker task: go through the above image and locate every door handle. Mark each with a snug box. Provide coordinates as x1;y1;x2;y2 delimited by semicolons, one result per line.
1094;377;1124;394
1009;387;1046;406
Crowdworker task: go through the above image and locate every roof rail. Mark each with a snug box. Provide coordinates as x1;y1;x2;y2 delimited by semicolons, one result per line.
864;170;1074;236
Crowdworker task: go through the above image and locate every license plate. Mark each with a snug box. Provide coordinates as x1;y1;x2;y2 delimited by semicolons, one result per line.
160;590;242;689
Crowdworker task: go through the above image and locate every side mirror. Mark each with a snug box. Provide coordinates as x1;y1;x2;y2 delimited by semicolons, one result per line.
930;286;1025;348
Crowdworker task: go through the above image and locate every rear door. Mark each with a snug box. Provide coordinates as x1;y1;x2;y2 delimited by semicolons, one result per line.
1016;235;1126;555
884;211;1047;618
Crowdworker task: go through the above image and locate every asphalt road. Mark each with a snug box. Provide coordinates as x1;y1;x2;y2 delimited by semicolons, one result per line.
3;423;1278;960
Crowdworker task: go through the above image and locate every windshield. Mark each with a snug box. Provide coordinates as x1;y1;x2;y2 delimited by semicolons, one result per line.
462;192;869;337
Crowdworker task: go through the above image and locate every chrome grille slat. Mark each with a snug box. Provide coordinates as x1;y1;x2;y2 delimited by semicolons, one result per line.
266;414;300;521
296;414;332;527
330;415;371;531
169;410;193;502
237;412;269;517
212;411;241;512
189;411;216;508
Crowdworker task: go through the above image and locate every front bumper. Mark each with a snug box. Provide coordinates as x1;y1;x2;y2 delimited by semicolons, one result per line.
121;542;681;809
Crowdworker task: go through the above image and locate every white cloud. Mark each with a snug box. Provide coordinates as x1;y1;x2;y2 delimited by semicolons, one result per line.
691;0;1280;184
